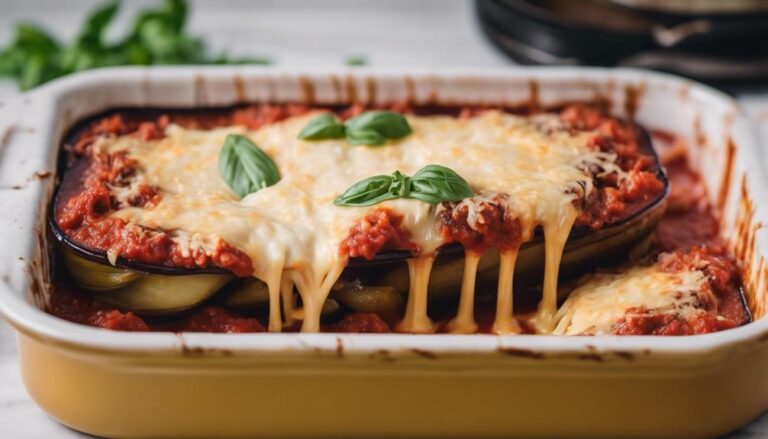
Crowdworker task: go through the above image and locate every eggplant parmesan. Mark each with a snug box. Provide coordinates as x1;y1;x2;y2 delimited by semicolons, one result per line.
48;103;749;335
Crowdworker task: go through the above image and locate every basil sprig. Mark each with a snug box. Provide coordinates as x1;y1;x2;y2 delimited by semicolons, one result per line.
334;165;474;207
0;0;271;91
219;134;280;199
298;111;412;146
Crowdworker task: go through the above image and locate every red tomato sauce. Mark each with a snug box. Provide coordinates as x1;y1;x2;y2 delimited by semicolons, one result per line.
612;246;748;335
436;193;523;254
340;208;418;260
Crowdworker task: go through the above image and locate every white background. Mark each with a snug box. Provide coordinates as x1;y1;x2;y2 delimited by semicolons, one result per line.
1;1;767;437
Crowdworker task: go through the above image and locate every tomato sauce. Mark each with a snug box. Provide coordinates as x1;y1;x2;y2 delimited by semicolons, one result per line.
436;194;523;254
612;246;748;335
50;286;149;332
340;208;418;260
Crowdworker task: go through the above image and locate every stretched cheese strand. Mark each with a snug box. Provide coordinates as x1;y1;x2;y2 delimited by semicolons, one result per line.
280;276;295;328
530;207;578;333
264;260;284;332
298;260;346;332
397;256;436;333
448;252;481;334
493;249;522;334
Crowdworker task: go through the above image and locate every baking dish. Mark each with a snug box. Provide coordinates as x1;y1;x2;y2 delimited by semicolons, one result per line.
0;66;766;438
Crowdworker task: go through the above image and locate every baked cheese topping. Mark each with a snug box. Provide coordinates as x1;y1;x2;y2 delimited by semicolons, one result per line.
553;266;711;335
97;110;624;333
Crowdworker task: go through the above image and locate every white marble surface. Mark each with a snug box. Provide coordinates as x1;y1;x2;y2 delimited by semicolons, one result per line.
1;1;768;437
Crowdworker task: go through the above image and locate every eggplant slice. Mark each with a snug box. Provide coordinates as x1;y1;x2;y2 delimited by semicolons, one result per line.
50;119;668;313
97;274;233;315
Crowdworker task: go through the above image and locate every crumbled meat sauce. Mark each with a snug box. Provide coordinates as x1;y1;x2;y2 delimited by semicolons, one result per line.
340;208;418;260
612;246;747;335
562;105;665;230
436;194;523;254
48;104;748;334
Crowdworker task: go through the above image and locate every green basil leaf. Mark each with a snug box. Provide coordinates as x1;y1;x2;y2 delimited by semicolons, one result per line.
345;111;412;139
19;54;46;91
297;114;345;140
14;24;60;53
298;111;411;146
0;0;272;90
346;128;387;146
0;24;61;84
389;171;411;198
334;165;473;207
410;164;475;204
161;0;188;33
334;175;397;207
219;134;280;199
77;1;120;49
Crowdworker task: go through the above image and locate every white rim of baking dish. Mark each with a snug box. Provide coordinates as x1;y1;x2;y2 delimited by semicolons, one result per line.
0;65;765;357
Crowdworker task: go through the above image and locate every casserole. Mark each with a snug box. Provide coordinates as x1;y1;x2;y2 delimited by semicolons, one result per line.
0;66;766;438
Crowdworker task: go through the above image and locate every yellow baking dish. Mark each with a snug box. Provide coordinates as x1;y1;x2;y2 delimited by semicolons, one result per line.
0;67;766;438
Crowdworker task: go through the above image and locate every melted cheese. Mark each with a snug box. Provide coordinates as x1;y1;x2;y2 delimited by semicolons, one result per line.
553;266;711;335
530;209;578;333
397;256;436;333
448;252;481;334
493;250;522;334
99;111;622;333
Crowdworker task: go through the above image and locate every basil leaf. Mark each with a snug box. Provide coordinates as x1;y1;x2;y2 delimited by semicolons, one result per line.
389;171;411;198
346;128;386;146
410;164;475;204
333;175;398;207
334;165;474;207
297;111;412;146
76;1;119;49
0;0;272;90
219;134;280;199
345;111;412;139
297;114;345;140
0;25;62;89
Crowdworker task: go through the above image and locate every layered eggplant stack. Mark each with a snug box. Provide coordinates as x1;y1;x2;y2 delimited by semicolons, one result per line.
47;103;747;334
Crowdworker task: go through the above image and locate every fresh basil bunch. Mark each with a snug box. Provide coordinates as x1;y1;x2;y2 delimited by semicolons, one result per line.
219;134;280;199
334;165;475;207
298;111;412;146
0;0;270;90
